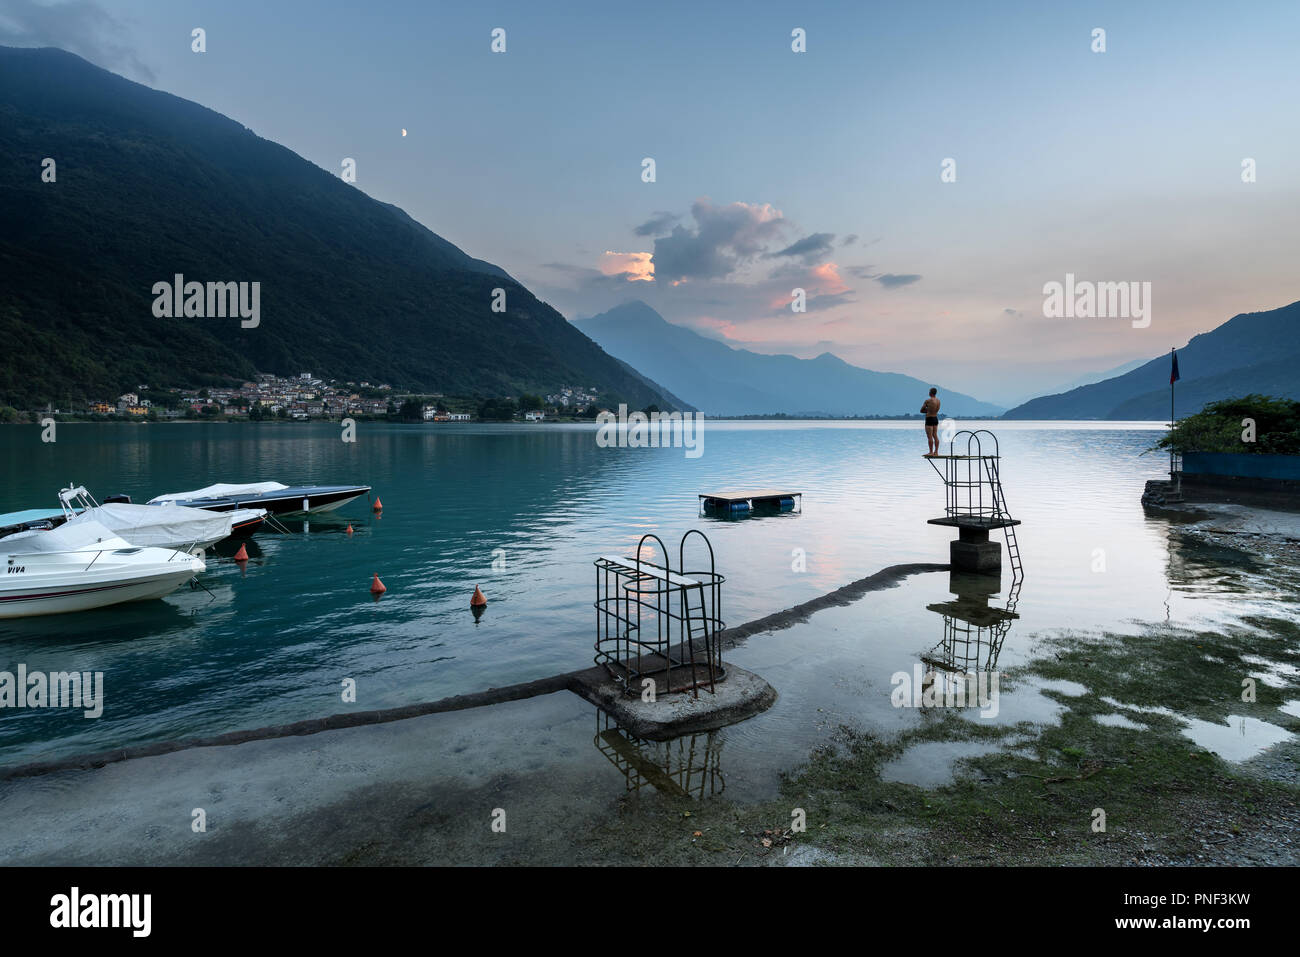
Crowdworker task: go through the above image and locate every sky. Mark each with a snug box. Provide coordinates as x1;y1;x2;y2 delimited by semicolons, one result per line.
3;0;1298;406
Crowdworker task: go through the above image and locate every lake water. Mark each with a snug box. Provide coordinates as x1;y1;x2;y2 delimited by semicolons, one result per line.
0;420;1292;766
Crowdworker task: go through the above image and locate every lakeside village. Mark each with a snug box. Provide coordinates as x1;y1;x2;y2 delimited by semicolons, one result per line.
2;373;614;425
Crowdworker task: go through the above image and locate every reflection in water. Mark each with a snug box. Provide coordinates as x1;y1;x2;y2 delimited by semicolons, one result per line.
920;571;1021;707
1166;529;1268;596
592;709;725;799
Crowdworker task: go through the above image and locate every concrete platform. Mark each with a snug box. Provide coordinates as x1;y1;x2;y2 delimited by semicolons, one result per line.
569;662;777;741
926;516;1020;530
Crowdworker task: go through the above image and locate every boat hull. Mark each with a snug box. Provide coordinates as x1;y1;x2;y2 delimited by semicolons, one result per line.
229;514;265;536
0;569;200;618
0;544;205;619
156;486;370;517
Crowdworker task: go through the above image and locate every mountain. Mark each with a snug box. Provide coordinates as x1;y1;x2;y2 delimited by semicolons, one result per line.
1053;357;1151;397
0;46;671;409
573;301;1004;417
1003;300;1300;419
997;356;1152;411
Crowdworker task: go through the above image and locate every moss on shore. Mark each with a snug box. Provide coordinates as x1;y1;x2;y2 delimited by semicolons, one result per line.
562;618;1300;866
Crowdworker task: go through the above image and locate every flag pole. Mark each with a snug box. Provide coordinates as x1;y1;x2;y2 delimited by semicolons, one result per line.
1170;347;1178;491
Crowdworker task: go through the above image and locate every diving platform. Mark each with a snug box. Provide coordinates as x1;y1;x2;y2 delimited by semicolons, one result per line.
924;431;1023;578
699;489;801;515
926;516;1021;531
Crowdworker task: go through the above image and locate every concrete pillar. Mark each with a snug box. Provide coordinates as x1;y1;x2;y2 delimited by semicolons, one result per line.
950;526;1002;574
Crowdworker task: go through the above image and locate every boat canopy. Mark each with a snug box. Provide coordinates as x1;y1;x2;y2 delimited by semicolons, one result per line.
1;520;132;553
148;481;289;504
66;502;234;548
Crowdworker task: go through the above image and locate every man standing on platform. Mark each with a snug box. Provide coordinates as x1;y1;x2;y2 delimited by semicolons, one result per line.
921;388;941;456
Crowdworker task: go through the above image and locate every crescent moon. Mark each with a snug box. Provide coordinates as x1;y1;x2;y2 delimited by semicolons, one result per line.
401;128;407;137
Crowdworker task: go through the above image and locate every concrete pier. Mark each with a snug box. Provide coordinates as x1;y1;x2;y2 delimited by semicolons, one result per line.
950;526;1002;573
570;662;777;741
927;516;1019;574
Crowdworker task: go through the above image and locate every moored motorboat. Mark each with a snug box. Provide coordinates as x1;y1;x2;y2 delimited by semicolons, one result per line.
58;486;267;554
0;520;204;619
146;481;371;516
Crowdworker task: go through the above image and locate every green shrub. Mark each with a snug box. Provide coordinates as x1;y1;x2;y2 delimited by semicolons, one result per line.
1152;394;1300;455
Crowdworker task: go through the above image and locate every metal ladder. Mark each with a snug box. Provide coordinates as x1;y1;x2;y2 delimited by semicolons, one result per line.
678;582;717;696
986;457;1024;584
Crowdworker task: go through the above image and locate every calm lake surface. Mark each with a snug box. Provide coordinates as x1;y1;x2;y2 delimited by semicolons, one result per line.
0;420;1291;766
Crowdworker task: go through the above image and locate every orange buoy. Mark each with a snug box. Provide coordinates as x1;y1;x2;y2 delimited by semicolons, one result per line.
370;573;387;594
372;497;383;511
345;523;354;535
233;543;249;562
471;585;487;608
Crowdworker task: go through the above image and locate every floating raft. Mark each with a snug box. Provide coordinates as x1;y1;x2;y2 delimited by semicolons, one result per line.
699;489;801;514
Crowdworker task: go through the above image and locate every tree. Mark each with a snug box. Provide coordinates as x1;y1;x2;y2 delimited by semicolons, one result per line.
478;397;517;420
1152;394;1300;456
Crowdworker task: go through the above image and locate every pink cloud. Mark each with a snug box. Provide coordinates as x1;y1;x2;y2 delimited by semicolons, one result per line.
767;261;850;309
809;262;849;295
599;251;654;281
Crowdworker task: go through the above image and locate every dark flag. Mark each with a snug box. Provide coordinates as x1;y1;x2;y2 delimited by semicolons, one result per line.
1170;350;1180;384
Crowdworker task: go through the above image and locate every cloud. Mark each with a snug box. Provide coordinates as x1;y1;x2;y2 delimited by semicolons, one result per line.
769;262;854;313
810;262;850;295
632;212;680;237
841;234;859;246
599;250;654;282
874;273;922;288
692;315;743;340
768;232;836;264
541;262;595;275
0;0;154;81
651;198;789;283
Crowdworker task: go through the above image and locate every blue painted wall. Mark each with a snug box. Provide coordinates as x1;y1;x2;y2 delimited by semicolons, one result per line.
1183;452;1300;480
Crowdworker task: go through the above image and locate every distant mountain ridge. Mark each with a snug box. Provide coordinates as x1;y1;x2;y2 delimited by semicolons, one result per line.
0;46;671;409
1003;300;1300;419
574;301;1004;417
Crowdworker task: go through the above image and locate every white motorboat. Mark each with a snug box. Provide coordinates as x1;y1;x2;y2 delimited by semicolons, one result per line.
58;486;266;554
0;520;204;619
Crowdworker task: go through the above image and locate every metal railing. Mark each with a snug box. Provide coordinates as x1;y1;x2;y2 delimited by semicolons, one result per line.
594;530;725;698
